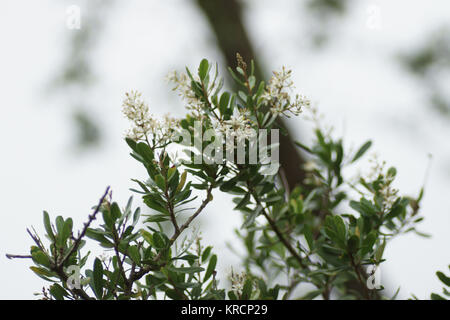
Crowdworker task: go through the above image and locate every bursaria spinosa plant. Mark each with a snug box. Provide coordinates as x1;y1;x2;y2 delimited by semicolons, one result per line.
8;56;440;300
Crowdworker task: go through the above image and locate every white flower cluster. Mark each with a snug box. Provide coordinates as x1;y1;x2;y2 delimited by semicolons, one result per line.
366;156;399;210
215;108;257;144
122;90;179;145
262;66;310;117
166;70;204;113
229;270;248;296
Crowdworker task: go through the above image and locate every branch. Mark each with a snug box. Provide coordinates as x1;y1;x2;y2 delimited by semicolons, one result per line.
58;186;110;267
170;184;213;240
130;184;214;282
249;187;306;269
5;254;32;259
111;225;131;293
164;174;180;234
52;187;110;300
349;253;371;300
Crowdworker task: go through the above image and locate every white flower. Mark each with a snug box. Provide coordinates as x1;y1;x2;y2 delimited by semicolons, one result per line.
229;270;247;296
225;108;247;131
364;155;399;210
303;160;318;171
122;90;149;122
223;108;256;143
122;91;179;146
166;70;203;112
263;66;309;117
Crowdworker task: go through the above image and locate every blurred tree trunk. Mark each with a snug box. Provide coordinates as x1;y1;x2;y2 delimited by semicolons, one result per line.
196;0;307;190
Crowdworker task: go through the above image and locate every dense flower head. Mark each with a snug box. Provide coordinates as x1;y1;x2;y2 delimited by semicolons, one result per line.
122;90;179;146
166;71;203;113
366;155;399;209
125;63;311;153
221;108;257;143
229;270;247;296
262;66;310;117
122;90;149;122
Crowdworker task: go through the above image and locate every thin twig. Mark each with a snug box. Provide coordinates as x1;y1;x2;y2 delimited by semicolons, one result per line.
5;254;32;259
349;253;370;300
130;184;214;282
164;172;180;234
248;187;306;269
112;225;130;293
58;187;110;267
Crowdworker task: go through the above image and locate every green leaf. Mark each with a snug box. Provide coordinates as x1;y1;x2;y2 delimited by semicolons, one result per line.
85;228;113;248
350;199;376;217
152;232;167;249
132;207;140;226
227;67;245;86
352;141;372;162
55;216;64;235
360;230;377;256
375;239;386;262
136;142;154;164
175;282;201;289
299;290;322;300
145;214;169;223
241;206;262;228
93;258;104;299
125;137;138;152
248;75;256;90
32;251;52;268
385;198;408;220
154;174;166;190
173;254;198;262
238;90;247;102
437;271;450;287
431;293;446;300
255;81;265;98
198;59;209;80
165;288;184;300
49;283;68;300
43;211;55;241
60;218;73;246
295;141;313;154
228;290;238;300
219;92;230;115
304;225;314;250
29;266;55;280
241;278;253;299
387;166;397;178
128;246;141;266
176;171;187;192
324;215;347;249
347;235;359;253
204;254;217;282
334;216;347;240
110;202;121;221
220;178;239;192
143;195;169;214
140;229;153;245
168;266;204;274
234;194;251;210
201;246;212;263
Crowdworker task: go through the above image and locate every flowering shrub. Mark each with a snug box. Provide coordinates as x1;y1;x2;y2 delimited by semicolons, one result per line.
8;56;438;300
